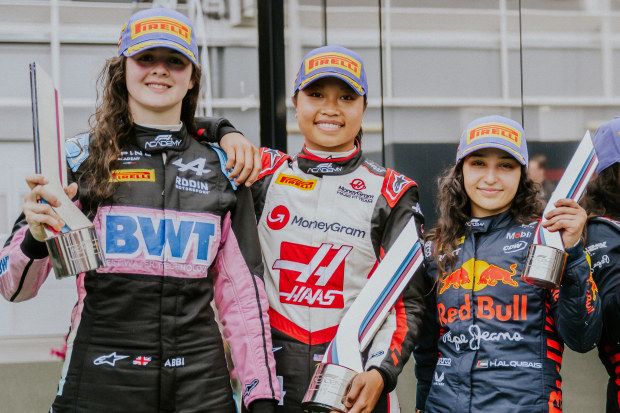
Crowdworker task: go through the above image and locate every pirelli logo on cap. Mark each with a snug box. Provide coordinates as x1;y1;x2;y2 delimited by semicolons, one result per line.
305;52;362;78
275;173;317;190
110;169;156;182
466;123;522;147
131;17;191;44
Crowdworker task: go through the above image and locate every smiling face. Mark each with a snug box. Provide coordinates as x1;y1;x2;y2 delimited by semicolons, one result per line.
126;47;195;125
462;147;522;217
293;76;366;153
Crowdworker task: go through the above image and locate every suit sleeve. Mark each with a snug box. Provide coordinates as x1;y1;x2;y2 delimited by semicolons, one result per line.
365;184;427;393
0;159;83;302
194;116;242;143
413;246;440;413
212;185;281;408
550;243;602;352
586;221;620;345
0;214;52;302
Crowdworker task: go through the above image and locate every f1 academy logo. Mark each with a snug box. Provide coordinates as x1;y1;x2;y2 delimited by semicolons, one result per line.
145;134;182;149
274;242;351;308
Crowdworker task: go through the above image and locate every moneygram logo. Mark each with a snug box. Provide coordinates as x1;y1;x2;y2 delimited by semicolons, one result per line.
267;205;290;230
439;258;518;294
274;242;350;308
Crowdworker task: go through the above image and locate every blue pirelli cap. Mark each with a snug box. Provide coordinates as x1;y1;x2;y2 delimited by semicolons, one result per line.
118;8;198;65
456;115;528;167
592;116;620;174
294;45;368;96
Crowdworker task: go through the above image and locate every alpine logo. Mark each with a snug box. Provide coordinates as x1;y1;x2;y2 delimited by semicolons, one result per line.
172;157;211;176
274;242;350;308
350;179;366;190
267;205;290;230
145;134;182;149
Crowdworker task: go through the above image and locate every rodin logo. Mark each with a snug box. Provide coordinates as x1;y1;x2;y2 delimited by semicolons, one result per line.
267;205;290;230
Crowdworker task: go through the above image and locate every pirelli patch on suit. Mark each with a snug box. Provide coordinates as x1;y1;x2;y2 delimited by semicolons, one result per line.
110;169;156;182
275;173;317;190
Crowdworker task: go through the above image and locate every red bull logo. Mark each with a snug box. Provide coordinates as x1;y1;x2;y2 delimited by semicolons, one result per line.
439;259;518;294
437;293;528;326
586;272;598;314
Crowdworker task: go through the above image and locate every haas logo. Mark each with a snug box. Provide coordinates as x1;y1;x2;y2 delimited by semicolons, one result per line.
267;205;290;230
274;242;351;308
350;179;366;190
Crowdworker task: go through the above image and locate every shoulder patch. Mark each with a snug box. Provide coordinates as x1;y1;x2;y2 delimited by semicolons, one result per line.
66;133;90;172
381;168;417;208
210;145;238;190
593;216;620;230
258;147;290;180
362;159;387;176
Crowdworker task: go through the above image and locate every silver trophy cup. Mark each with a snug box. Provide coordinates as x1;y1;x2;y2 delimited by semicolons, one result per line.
301;363;358;413
30;62;106;278
521;244;567;289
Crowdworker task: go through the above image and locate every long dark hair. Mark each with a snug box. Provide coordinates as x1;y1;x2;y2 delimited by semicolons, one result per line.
426;161;543;275
79;55;202;217
581;163;620;220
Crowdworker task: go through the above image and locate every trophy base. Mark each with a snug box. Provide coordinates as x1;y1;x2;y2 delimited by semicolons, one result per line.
302;363;358;413
521;244;568;289
46;226;106;279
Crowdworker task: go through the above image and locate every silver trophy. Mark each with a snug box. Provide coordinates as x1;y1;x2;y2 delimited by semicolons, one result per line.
302;218;423;412
521;244;567;289
303;363;358;412
521;131;598;289
29;62;106;278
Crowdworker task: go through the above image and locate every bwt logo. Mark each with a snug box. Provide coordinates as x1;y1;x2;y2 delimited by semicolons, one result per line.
145;134;182;149
103;213;216;262
0;256;8;275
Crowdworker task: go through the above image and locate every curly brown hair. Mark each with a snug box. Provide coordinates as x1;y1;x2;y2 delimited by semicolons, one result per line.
580;163;620;220
79;55;202;217
426;161;543;276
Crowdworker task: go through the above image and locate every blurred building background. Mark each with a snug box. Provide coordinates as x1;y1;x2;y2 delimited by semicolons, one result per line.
0;0;614;411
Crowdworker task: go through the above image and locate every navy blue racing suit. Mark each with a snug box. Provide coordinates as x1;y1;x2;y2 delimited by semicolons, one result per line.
414;211;601;413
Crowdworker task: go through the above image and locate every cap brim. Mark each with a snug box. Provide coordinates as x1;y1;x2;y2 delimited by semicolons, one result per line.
297;72;365;95
121;40;197;65
458;142;526;165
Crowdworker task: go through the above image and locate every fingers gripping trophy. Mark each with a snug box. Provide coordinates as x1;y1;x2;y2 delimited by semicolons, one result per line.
521;132;598;288
29;63;106;278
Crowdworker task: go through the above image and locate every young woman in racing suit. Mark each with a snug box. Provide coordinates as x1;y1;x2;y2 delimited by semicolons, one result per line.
581;117;620;413
0;8;279;413
414;115;602;413
199;45;427;413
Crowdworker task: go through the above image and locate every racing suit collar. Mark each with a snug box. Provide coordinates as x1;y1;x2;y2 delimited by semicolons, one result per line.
133;124;191;154
466;210;513;234
296;142;363;176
